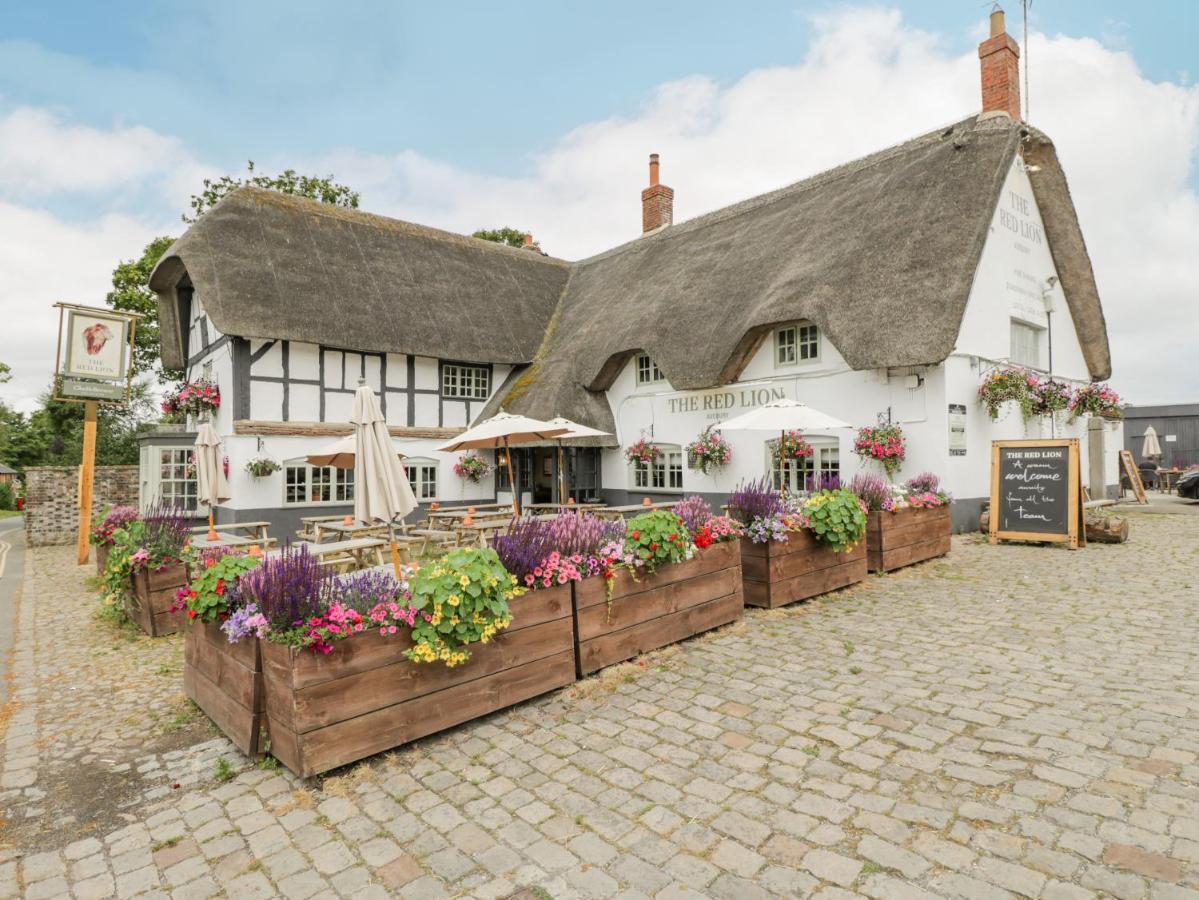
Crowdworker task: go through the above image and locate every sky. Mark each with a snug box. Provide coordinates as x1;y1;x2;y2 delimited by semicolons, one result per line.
1;1;1196;413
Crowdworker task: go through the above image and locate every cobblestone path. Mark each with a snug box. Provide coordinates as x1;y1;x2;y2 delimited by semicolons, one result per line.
2;512;1197;899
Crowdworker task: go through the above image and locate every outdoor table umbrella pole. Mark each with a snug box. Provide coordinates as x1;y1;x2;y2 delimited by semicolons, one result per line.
504;436;518;517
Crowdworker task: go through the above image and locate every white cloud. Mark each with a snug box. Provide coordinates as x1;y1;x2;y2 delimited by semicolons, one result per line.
0;202;170;412
309;8;1199;404
1;6;1196;411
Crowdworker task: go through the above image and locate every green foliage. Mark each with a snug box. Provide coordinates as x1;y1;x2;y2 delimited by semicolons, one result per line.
213;757;235;783
624;510;691;573
802;489;868;554
107;236;177;378
0;483;14;511
185;161;359;224
406;547;519;666
471;226;528;248
184;554;261;622
0;361;10;383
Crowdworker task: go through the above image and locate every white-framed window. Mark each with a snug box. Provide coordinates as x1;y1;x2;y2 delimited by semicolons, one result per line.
442;363;490;400
284;459;354;505
768;439;840;493
631;445;684;491
635;353;665;385
1010;320;1043;369
776;323;820;366
404;458;438;501
157;448;198;511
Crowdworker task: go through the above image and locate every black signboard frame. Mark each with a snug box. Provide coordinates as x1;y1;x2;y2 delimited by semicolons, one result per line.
989;439;1082;549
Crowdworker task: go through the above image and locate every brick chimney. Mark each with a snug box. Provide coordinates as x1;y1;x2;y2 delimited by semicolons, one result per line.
979;7;1021;120
641;153;674;234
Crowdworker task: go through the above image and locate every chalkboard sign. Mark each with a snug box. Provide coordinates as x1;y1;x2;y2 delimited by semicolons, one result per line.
989;439;1081;548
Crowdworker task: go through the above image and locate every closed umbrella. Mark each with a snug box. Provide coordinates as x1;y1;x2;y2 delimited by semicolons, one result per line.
1143;426;1163;461
437;411;570;516
716;399;851;494
351;381;417;576
194;422;230;540
544;416;612;503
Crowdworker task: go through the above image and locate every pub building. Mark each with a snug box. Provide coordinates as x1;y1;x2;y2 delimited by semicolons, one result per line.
142;9;1120;535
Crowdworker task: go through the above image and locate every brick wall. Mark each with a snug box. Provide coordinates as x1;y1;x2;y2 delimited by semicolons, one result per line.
24;465;140;547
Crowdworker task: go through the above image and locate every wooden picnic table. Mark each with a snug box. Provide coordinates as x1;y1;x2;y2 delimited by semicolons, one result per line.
313;520;394;542
188;532;276;551
594;501;679;520
291;538;388;570
523;502;608;514
189;521;272;541
406;529;465;555
428;503;507;514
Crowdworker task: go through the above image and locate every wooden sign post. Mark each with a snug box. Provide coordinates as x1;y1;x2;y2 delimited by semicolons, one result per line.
1118;450;1149;504
989;439;1084;549
51;302;141;566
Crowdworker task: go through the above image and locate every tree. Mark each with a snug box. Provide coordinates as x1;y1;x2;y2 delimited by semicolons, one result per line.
107;236;178;378
0;361;10;383
472;227;530;248
104;163;360;378
184;161;360;223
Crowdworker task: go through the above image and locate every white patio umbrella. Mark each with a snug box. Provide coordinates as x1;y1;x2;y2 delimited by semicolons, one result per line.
716;399;852;494
545;416;612;504
306;433;406;469
350;381;417;575
1143;426;1163;461
437;411;570;515
194;422;230;540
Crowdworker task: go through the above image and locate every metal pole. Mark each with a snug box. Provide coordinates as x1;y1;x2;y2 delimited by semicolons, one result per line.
76;400;98;565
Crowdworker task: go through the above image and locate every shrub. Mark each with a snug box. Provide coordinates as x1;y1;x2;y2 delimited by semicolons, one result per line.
849;473;890;512
673;495;713;533
802;489;868;553
0;482;14;511
624;510;691;573
91;504;139;545
727;476;786;526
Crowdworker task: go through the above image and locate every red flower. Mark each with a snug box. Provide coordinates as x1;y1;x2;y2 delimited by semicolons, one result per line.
631;531;641;540
214;579;225;596
187;609;197;619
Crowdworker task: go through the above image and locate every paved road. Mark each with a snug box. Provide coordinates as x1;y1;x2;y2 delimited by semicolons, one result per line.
2;514;1197;899
0;515;24;709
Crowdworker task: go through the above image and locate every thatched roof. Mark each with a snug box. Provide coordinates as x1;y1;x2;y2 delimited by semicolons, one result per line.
494;114;1110;434
151;114;1109;438
150;188;571;371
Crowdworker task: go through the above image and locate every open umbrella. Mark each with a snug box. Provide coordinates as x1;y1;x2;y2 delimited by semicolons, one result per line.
544;416;612;503
194;422;230;540
437;411;570;516
1143;426;1163;461
307;434;406;469
716;399;851;494
351;381;417;576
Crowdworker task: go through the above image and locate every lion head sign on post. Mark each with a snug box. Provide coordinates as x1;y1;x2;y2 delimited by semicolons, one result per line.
52;303;142;564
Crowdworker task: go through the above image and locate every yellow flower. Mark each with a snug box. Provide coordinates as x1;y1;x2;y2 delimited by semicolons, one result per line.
459;575;470;588
447;595;460;607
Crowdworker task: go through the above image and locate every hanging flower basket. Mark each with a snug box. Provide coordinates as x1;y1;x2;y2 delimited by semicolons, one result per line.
853;423;906;477
977;367;1038;421
770;430;813;469
685;428;733;473
1069;383;1123;421
162;378;221;421
244;456;281;478
625;438;661;466
453;452;493;484
1032;379;1072;418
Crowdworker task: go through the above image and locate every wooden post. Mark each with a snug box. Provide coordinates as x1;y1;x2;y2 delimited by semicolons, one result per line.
504;438;519;517
1086;417;1106;501
76;400;98;565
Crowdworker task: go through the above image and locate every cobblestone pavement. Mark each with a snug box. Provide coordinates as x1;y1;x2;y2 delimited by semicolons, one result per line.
2;513;1198;899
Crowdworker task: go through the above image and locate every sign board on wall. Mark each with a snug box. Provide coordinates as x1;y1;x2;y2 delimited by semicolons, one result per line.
989;439;1082;549
948;403;967;456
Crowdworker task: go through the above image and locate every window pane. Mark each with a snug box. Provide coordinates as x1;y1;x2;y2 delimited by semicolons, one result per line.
777;327;796;365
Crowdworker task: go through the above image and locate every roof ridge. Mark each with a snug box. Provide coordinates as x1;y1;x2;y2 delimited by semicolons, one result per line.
222;186;572;269
574;114;1005;266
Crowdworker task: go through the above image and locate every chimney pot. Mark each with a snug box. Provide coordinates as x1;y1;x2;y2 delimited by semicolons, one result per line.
978;5;1021;120
641;153;673;234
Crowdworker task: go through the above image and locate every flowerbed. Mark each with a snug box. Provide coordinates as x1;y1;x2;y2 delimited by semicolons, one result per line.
852;472;953;573
91;505;138;574
100;503;191;636
730;478;867;608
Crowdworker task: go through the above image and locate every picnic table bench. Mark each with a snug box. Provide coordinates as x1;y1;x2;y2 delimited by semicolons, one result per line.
188;532;278;551
189;521;272;542
290;538;388;571
593;502;679;520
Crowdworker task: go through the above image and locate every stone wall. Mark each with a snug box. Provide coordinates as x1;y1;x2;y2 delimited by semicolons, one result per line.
24;465;139;547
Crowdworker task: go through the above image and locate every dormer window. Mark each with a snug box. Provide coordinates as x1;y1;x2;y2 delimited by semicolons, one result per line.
636;353;665;385
776;324;819;366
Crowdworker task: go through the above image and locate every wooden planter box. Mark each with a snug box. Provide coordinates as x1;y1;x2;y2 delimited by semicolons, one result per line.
184;620;264;757
866;506;951;573
740;531;866;609
95;543;109;575
124;563;187;636
262;583;575;777
573;541;743;676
